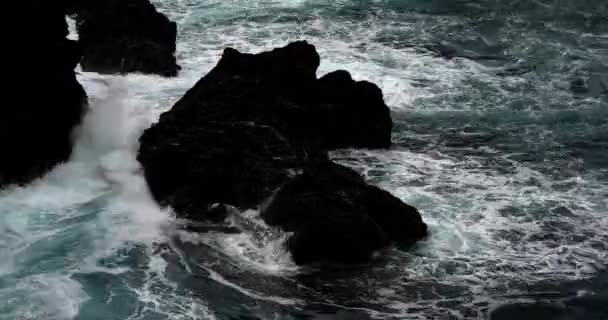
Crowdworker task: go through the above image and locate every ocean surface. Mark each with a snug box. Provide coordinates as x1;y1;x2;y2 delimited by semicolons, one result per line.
2;0;608;319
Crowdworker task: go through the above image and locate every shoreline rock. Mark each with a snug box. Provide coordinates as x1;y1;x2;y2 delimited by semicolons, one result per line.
72;0;180;76
261;162;427;265
138;41;427;265
3;1;87;188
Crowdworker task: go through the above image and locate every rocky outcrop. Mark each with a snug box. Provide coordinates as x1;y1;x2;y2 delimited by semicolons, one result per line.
138;41;427;264
166;42;392;150
138;120;327;222
71;0;180;76
261;162;428;265
3;1;86;187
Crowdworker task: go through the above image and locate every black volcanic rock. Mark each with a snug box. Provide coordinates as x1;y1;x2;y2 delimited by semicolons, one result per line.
167;41;392;150
138;41;426;264
72;0;180;76
261;162;428;264
3;1;86;187
138;120;326;221
315;70;393;149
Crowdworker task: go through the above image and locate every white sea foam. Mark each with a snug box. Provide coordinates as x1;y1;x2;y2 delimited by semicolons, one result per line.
177;210;299;276
203;265;302;306
123;253;217;320
0;274;87;320
0;75;184;319
69;79;171;256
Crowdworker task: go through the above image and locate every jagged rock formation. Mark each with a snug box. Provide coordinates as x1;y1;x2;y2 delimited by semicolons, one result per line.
2;1;87;187
71;0;180;76
138;41;427;264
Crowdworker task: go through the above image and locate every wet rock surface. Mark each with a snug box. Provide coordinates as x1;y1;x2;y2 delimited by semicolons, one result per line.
3;0;86;187
138;41;427;264
71;0;180;76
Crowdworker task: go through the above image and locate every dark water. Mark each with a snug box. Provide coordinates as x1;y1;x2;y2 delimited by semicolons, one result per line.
1;1;607;319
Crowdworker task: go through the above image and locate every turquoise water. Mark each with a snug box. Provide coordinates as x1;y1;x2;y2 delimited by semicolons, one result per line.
1;1;607;319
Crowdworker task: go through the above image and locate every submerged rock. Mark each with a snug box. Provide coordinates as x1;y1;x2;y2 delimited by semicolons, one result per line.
3;1;86;187
72;0;180;76
138;41;426;264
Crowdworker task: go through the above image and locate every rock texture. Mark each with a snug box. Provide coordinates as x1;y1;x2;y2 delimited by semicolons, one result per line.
261;162;428;265
72;0;180;76
166;42;392;150
138;41;427;264
139;120;327;221
3;1;86;188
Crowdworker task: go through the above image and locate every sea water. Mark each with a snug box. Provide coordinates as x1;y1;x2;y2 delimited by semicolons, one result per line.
1;1;607;319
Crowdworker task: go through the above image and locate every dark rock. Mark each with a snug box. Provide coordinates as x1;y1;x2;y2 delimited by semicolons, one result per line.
137;41;426;264
314;70;392;149
138;41;393;216
3;1;86;188
261;162;428;264
490;302;579;320
169;41;392;150
201;203;231;224
138;119;327;221
72;0;180;76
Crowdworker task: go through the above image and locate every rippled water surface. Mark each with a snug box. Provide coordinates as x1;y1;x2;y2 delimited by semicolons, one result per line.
1;1;607;319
